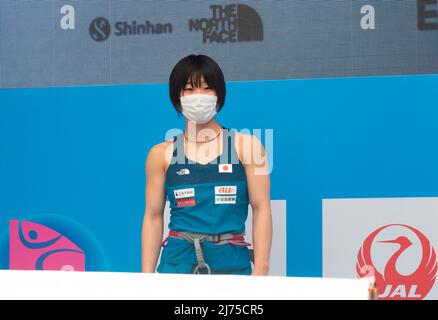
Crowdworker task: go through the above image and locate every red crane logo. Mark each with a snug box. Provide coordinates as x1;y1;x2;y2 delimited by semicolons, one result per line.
356;224;437;300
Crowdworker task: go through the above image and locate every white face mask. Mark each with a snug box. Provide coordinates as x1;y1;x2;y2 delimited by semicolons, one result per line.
180;93;218;124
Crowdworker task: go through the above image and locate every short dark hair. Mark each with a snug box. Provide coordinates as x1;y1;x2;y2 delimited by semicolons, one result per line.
169;54;226;114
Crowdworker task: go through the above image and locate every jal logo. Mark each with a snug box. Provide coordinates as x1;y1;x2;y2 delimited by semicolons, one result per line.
356;224;437;300
189;4;263;43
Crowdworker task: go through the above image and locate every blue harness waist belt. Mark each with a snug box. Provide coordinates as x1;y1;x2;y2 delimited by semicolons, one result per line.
161;230;251;274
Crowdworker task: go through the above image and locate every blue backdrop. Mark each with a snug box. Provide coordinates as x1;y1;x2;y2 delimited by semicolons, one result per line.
1;74;438;276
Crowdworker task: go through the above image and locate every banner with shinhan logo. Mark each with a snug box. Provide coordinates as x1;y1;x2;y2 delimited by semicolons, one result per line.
323;198;438;300
1;0;437;88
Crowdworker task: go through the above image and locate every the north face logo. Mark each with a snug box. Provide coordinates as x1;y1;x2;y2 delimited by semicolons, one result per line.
189;4;263;43
176;168;190;175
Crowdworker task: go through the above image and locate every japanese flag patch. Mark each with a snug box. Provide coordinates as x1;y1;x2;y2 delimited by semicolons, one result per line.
218;164;233;173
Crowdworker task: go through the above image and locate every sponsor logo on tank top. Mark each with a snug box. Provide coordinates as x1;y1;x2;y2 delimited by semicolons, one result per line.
176;168;190;175
176;198;196;207
174;188;195;199
215;186;237;195
215;185;237;204
218;164;233;173
174;188;196;207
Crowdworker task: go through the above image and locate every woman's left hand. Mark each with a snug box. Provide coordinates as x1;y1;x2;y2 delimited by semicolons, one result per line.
251;266;269;276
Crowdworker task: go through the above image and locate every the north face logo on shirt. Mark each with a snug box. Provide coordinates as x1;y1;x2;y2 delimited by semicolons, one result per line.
176;168;190;175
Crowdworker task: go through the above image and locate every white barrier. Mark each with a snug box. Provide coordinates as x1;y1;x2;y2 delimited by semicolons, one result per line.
0;270;371;300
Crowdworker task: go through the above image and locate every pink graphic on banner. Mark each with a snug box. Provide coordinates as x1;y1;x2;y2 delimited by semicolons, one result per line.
9;220;85;271
356;224;437;300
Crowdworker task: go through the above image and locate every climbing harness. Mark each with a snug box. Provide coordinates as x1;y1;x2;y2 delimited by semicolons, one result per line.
161;230;251;274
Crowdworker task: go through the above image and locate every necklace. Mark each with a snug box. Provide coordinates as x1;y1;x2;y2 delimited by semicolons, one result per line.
184;127;222;143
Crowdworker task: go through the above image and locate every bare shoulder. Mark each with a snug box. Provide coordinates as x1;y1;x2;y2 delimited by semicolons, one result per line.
233;132;266;165
146;138;174;170
234;132;262;145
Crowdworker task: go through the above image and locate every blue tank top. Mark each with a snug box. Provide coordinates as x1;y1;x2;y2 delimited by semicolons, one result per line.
164;127;249;234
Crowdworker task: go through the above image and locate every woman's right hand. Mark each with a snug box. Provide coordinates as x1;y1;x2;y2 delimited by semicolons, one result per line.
141;141;173;273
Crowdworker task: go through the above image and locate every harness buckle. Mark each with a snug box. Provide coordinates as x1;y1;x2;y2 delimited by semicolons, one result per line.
193;263;211;275
210;234;221;243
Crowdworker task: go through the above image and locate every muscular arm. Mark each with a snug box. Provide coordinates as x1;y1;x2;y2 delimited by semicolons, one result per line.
141;143;169;273
237;133;272;276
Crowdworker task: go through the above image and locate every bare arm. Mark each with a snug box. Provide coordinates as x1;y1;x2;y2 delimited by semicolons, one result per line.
238;133;272;276
141;143;168;273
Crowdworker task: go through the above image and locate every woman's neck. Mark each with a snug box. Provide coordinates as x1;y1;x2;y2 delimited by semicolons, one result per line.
184;118;222;143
